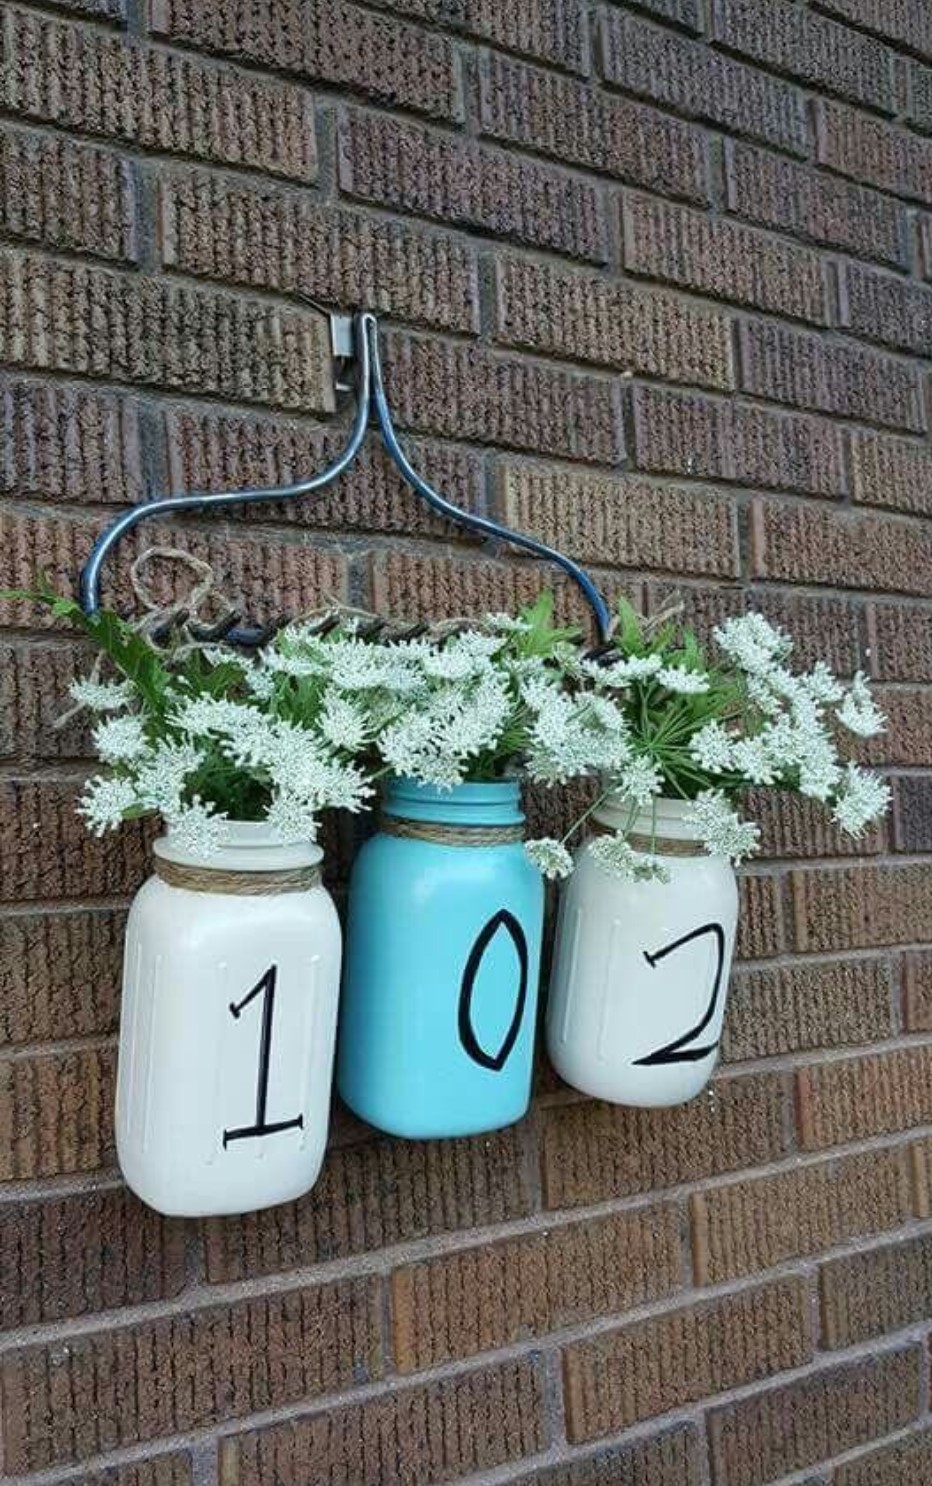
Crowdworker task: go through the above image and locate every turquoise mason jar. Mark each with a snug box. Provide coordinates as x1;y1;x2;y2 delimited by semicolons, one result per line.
337;777;545;1138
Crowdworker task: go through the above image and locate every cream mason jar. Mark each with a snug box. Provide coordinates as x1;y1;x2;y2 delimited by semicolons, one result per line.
546;795;738;1107
116;822;342;1217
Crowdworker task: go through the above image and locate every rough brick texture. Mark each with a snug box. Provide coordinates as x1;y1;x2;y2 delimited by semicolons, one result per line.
7;1;932;1482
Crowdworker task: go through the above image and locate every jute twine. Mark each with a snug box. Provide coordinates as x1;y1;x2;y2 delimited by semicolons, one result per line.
589;820;705;857
154;859;321;894
380;816;524;847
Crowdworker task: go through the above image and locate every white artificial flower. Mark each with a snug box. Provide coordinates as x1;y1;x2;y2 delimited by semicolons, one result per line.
319;693;369;753
730;735;781;787
69;677;133;712
714;613;792;675
267;789;320;843
656;665;710;695
831;765;891;836
525;837;574;879
801;661;845;704
690;720;735;774
616;755;663;806
836;672;885;738
585;654;662;688
92;714;149;764
133;740;203;813
684;790;760;864
589;833;670;883
163;797;228;858
78;775;139;835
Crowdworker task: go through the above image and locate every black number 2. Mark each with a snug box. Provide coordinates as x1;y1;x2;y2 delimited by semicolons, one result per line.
222;965;304;1148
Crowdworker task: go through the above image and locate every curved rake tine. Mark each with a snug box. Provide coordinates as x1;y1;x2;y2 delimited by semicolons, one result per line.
363;313;613;644
79;313;374;646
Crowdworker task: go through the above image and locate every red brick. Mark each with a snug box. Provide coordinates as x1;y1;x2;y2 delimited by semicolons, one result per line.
158;171;477;336
752;499;932;596
0;907;125;1044
365;0;589;71
379;331;620;462
503;1426;704;1486
739;321;925;432
622;193;828;323
540;1072;791;1209
0;1043;116;1180
815;0;932;61
392;1206;683;1371
500;465;738;577
797;1045;932;1148
150;0;460;121
0;777;149;902
221;1359;548;1486
692;1148;912;1284
750;788;887;860
821;1232;932;1347
817;99;932;207
711;0;897;112
602;11;808;155
0;124;136;262
204;1125;533;1280
164;405;482;540
892;774;932;851
792;863;932;953
0;640;97;759
0;252;335;414
0;377;142;505
0;7;316;181
840;260;932;355
339;107;606;264
479;51;708;203
724;956;895;1063
634;385;845;497
494;256;733;389
0;1277;383;1473
866;604;932;681
0;1185;185;1327
736;872;785;960
902;948;932;1030
852;432;932;517
369;550;606;631
646;581;863;674
564;1277;812;1440
834;1427;932;1486
708;1347;923;1486
725;140;909;270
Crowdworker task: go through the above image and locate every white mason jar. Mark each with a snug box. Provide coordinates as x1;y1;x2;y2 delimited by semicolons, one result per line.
116;822;342;1217
546;795;738;1107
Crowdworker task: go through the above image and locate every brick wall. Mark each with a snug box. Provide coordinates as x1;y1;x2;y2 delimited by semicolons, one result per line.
3;0;932;1481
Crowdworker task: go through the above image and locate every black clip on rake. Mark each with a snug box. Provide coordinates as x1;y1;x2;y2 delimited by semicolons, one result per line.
79;310;613;646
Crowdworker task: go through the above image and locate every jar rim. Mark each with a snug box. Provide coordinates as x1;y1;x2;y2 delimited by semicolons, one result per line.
155;819;324;872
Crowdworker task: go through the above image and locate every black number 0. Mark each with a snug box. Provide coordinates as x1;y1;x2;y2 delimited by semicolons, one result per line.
222;965;304;1147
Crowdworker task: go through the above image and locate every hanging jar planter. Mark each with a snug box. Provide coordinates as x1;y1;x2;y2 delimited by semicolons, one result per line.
546;794;738;1108
117;823;342;1216
337;777;545;1139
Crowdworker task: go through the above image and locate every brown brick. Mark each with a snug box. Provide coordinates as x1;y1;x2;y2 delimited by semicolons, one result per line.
797;1045;932;1148
564;1277;812;1440
724;956;895;1063
379;331;620;461
736;872;785;960
0;1276;382;1473
0;777;149;902
817;99;932;207
365;0;589;71
0;1185;185;1327
204;1125;533;1280
158;171;477;335
834;1427;932;1486
603;11;808;155
708;1347;923;1486
164;406;482;540
1;377;143;505
892;774;932;851
0;124;136;262
392;1206;683;1372
906;61;932;132
505;1427;703;1486
494;256;733;390
752;499;932;596
479;52;708;203
150;0;460;120
821;1232;932;1347
0;251;335;413
540;1072;790;1209
500;466;738;577
792;863;932;953
840;261;932;355
84;1460;193;1486
711;0;896;112
632;385;847;498
0;7;316;181
0;1043;116;1180
622;193;828;323
631;0;702;27
55;0;126;17
647;582;863;674
0;640;97;759
0;907;125;1044
866;604;932;681
852;432;932;517
739;321;925;432
725;140;909;270
902;948;932;1030
815;0;932;59
750;788;886;860
221;1359;547;1486
339;108;606;263
692;1148;912;1284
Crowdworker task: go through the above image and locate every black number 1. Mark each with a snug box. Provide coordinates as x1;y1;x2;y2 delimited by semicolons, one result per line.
222;965;304;1148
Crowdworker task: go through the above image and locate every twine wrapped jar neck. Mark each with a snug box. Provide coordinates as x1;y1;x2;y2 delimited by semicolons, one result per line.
153;821;324;894
379;776;526;846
